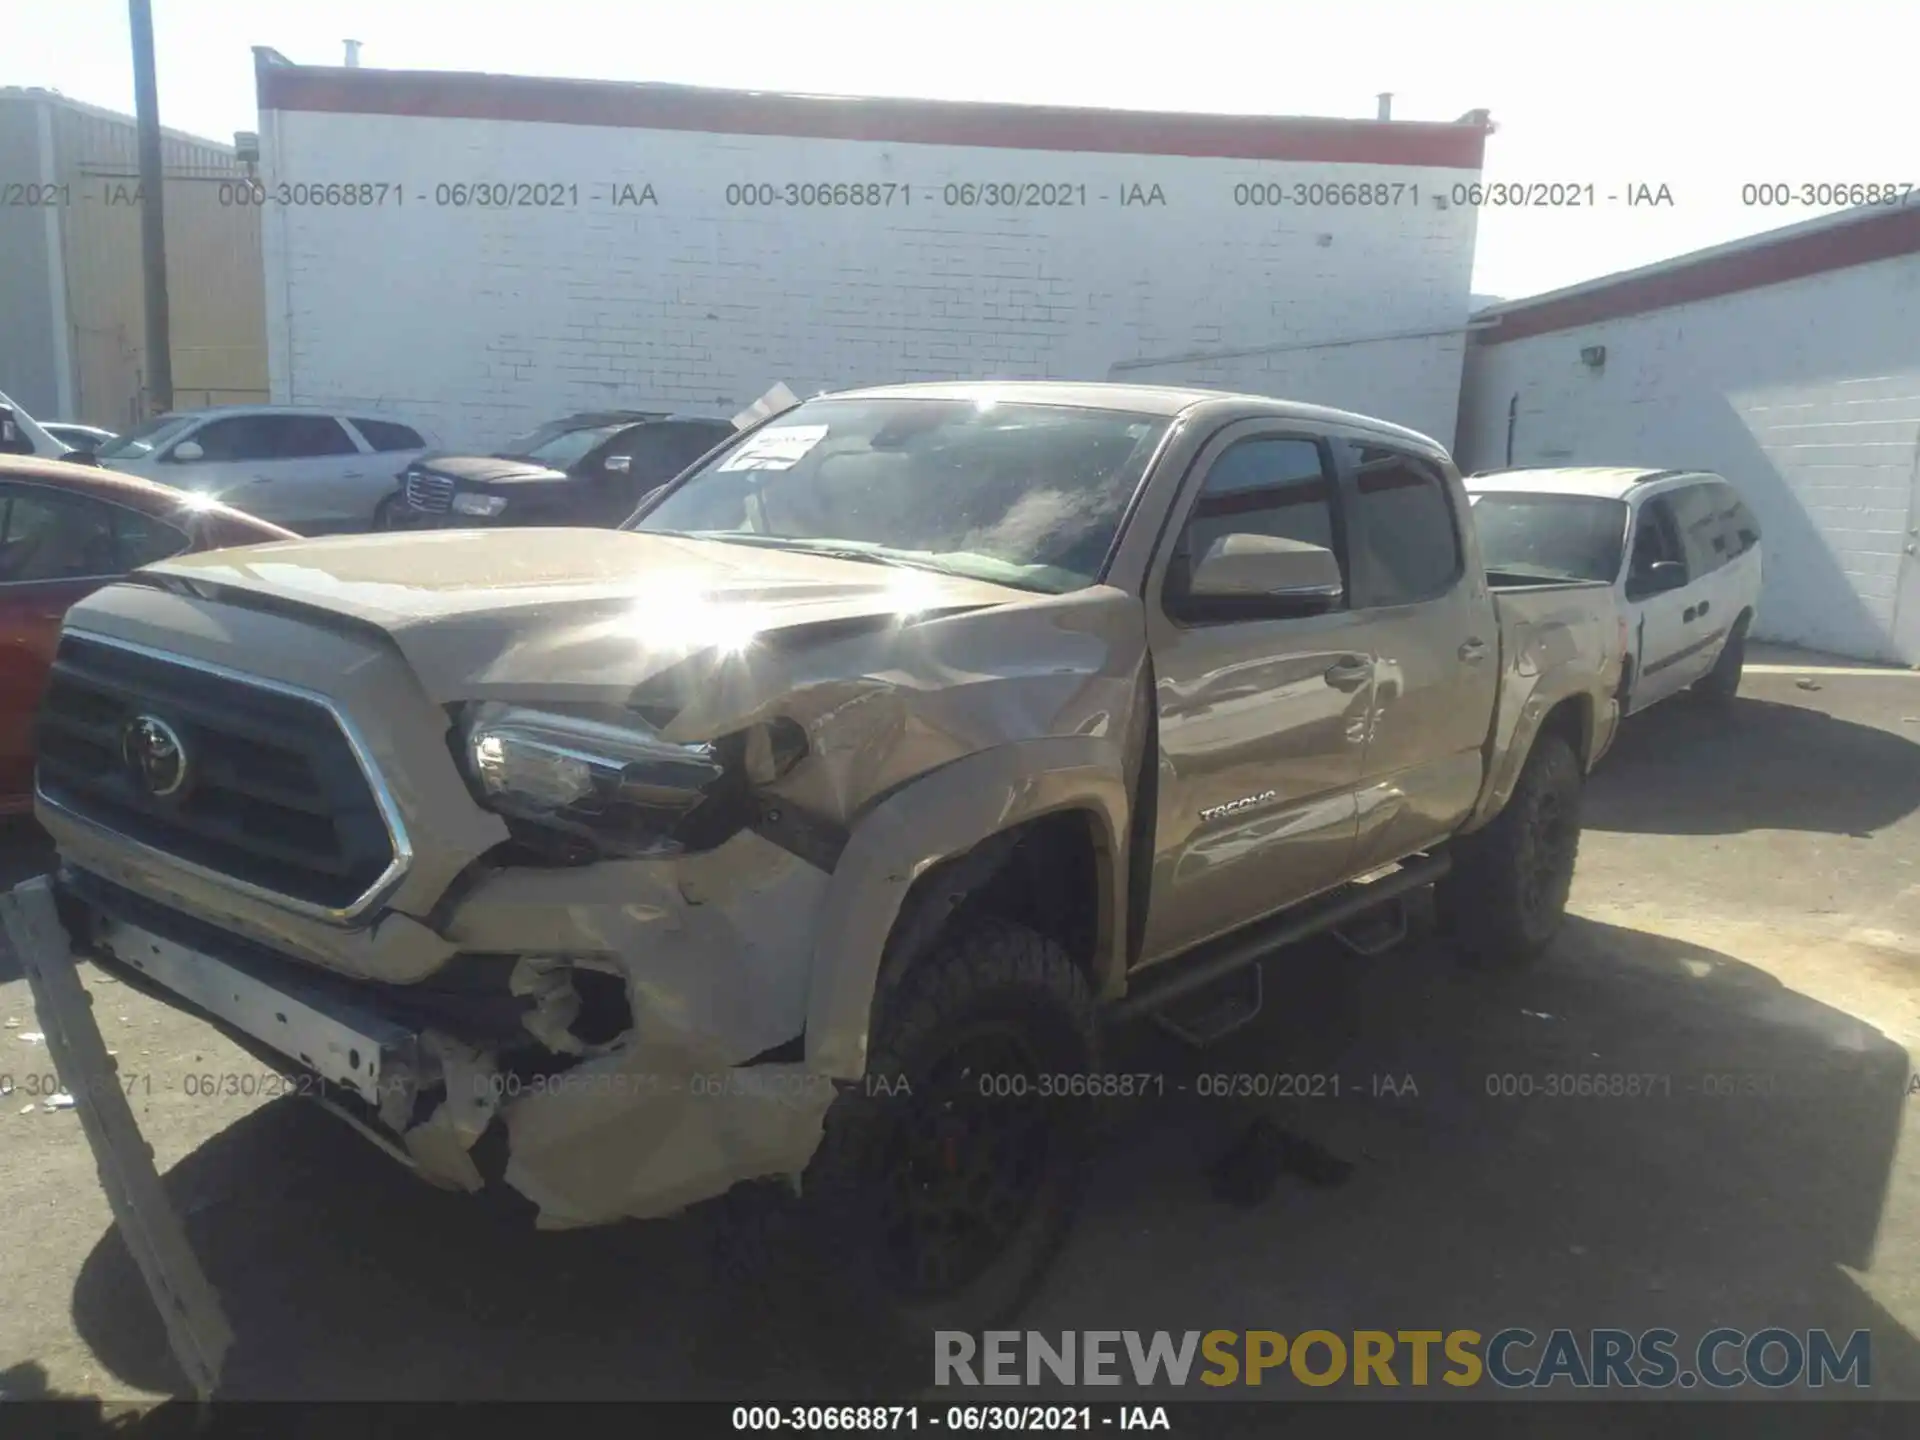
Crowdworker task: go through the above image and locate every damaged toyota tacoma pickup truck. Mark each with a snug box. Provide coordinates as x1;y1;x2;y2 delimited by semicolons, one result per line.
24;382;1620;1335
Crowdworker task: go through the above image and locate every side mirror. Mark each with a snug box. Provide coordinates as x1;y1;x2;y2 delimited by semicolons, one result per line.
1646;560;1687;594
1184;533;1343;612
170;440;205;463
604;454;632;473
60;448;103;468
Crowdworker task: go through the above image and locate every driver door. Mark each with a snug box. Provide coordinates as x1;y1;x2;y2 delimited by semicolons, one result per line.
1138;423;1375;965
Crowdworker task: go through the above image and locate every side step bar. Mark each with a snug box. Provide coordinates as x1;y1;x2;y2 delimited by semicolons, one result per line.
1109;851;1450;1023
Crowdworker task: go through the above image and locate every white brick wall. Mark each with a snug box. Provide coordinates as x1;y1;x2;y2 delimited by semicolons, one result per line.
257;108;1482;451
1460;254;1920;663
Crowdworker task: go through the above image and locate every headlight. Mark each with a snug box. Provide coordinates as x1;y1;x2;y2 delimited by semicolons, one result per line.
465;703;724;819
451;492;508;517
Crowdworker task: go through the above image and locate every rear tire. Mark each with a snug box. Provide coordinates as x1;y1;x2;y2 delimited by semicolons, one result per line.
801;918;1099;1370
1437;732;1583;970
1694;617;1748;707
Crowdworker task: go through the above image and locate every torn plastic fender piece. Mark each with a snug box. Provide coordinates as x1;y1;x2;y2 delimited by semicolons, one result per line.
500;1019;836;1228
803;734;1133;1083
446;830;829;1067
0;878;234;1400
399;1030;503;1192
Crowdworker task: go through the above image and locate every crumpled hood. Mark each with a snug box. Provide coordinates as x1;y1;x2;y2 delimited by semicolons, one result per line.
139;528;1034;705
411;453;570;485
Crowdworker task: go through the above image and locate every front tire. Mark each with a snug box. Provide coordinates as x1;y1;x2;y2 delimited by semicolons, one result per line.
802;918;1099;1356
371;495;396;532
1437;731;1583;970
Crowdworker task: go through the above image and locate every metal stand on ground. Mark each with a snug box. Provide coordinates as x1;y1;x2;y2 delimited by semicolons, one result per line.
0;876;233;1403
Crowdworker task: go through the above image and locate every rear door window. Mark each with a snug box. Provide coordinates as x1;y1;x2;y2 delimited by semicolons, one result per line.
265;415;359;459
1349;444;1462;606
350;418;426;452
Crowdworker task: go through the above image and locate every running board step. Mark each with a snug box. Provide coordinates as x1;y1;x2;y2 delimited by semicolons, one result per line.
1111;852;1449;1024
1153;963;1264;1048
1331;898;1408;957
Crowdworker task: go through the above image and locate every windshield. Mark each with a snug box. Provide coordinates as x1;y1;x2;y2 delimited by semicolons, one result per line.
500;423;625;469
628;398;1170;593
1470;492;1629;583
95;413;199;460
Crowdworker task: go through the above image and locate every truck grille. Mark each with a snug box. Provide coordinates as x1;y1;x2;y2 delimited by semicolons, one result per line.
404;470;453;512
33;635;401;916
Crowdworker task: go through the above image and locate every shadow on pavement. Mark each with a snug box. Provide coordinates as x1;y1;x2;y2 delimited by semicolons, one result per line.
59;903;1920;1401
1586;695;1920;839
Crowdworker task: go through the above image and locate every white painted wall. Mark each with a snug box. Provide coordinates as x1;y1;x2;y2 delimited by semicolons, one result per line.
257;108;1483;452
1460;255;1920;664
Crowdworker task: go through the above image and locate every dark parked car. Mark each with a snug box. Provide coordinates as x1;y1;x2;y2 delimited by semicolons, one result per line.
0;454;297;815
382;411;736;530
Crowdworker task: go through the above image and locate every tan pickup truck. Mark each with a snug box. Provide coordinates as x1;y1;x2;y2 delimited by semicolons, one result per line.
18;381;1621;1345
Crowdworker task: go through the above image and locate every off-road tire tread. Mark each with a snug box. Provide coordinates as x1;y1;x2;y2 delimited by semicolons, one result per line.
1437;732;1583;970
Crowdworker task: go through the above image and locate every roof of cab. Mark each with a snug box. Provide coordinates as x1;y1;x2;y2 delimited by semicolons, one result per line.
822;380;1447;451
1463;466;1714;500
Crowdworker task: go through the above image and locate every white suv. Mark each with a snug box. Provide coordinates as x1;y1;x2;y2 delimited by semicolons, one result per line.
95;406;436;533
1466;467;1764;714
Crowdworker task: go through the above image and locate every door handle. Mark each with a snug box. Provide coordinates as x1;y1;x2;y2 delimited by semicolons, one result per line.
1683;606;1698;623
1697;600;1710;617
1324;656;1373;691
1459;637;1489;663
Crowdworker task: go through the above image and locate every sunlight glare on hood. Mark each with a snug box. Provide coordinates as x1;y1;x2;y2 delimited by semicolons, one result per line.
884;568;949;619
622;571;764;657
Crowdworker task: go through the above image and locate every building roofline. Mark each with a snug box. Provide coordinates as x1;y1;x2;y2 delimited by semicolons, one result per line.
0;86;236;154
249;56;1492;168
1472;201;1920;343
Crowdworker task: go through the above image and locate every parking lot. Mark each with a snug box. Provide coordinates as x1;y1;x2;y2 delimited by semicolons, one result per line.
6;651;1920;1404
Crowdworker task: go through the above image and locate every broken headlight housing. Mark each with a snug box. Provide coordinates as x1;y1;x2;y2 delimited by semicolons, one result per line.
457;702;808;861
461;702;730;857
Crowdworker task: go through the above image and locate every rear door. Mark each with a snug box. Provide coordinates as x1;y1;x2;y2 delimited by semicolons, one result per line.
1341;440;1500;871
1139;424;1372;964
258;415;374;530
0;484;186;808
1623;492;1695;708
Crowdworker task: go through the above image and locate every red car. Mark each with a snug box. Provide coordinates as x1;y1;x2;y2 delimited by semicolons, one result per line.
0;454;297;814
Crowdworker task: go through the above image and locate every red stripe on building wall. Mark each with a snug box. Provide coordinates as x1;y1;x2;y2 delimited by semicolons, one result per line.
1479;204;1920;343
254;64;1490;168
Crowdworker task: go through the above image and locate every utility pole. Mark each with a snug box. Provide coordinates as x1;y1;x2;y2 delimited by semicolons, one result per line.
129;0;173;415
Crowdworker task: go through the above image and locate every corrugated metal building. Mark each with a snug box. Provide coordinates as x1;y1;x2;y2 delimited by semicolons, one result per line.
1458;203;1920;664
0;88;269;429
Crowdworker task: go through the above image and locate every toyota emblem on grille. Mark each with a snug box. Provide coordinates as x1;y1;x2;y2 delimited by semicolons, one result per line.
121;714;190;799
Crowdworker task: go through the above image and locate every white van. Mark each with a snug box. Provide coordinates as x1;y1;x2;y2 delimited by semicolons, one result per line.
1465;468;1764;714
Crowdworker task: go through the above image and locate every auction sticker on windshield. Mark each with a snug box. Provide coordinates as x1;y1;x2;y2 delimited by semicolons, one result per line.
719;424;829;472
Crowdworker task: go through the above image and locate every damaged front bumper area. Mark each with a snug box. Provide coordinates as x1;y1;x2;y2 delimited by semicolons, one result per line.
52;863;841;1228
